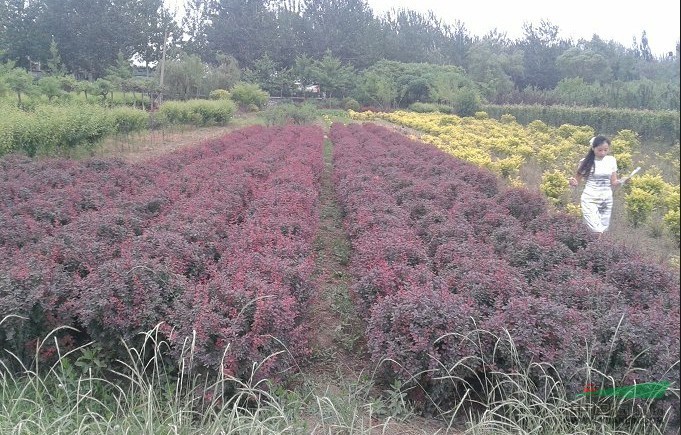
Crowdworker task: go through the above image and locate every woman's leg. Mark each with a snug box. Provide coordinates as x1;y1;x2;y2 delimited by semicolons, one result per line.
581;194;607;233
598;195;614;231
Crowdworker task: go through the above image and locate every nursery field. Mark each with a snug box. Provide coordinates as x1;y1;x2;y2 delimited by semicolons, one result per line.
351;110;680;263
0;120;679;434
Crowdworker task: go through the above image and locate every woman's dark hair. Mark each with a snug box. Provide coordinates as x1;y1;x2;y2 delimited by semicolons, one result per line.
577;135;610;178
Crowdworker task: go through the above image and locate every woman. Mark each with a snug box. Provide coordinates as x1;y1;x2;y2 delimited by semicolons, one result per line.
568;135;628;234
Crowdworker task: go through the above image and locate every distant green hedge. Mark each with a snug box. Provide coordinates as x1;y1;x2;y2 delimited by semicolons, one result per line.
157;99;237;127
0;98;238;157
0;104;116;156
482;104;680;143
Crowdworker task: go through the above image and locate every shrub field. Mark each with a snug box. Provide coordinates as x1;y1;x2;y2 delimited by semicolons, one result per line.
0;124;323;380
0;121;678;432
330;122;679;420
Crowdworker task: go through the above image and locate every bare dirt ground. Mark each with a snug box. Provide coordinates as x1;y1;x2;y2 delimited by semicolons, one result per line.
97;115;263;162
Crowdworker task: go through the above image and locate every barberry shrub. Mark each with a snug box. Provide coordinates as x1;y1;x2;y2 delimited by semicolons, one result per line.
367;288;481;404
0;124;324;381
330;122;679;422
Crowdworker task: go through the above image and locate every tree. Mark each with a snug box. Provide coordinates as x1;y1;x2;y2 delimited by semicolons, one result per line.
293;54;316;89
132;0;180;77
400;76;430;105
268;2;310;68
105;51;133;96
381;9;450;64
466;34;523;103
38;75;63;101
445;20;472;68
205;0;276;68
310;50;356;99
5;66;34;104
555;47;612;84
76;79;96;100
161;52;205;99
93;78;113;102
302;0;381;68
638;31;653;62
356;71;398;109
199;53;241;96
243;53;279;93
518;20;569;90
46;35;67;76
181;0;216;57
1;0;49;68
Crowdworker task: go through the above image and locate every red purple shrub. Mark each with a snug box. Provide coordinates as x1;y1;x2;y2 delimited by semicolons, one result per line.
329;122;679;418
483;296;594;393
536;264;623;314
0;124;324;382
575;239;637;276
591;303;680;421
496;187;548;223
527;212;596;252
367;288;481;395
437;254;527;317
605;259;680;309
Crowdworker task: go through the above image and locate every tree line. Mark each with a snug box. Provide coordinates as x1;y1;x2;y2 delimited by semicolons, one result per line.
1;0;679;110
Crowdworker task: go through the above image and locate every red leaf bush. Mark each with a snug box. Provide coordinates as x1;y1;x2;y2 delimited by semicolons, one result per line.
330;122;679;414
0;125;323;380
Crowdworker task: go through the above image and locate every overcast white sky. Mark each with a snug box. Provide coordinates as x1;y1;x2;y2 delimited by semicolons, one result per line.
164;0;680;57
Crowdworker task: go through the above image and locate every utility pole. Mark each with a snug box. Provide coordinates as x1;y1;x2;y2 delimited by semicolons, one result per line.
158;28;168;107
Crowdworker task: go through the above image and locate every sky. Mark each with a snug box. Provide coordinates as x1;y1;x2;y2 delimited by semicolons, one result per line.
163;0;680;57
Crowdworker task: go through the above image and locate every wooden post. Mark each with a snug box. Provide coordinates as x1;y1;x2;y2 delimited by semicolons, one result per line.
158;28;168;107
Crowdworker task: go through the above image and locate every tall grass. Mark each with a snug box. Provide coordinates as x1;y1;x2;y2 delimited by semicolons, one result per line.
1;317;677;434
432;329;677;434
0;317;404;434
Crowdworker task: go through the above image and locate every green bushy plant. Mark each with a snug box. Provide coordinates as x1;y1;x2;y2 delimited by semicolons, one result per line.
230;82;269;109
263;103;318;125
209;88;230;100
158;99;236;126
408;102;441;113
342;97;361;111
109;106;149;134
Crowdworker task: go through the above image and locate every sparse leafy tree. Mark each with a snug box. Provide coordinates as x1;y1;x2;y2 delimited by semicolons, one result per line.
38;75;63;101
5;66;34;105
310;50;355;98
46;35;67;76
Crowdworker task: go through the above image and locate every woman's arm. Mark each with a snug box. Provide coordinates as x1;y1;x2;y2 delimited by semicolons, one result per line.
611;171;628;187
569;159;585;187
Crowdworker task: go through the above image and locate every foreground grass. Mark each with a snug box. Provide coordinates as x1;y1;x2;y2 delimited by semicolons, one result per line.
1;322;676;435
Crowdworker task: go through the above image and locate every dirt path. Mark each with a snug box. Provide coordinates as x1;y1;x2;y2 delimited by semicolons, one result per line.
303;133;457;434
307;136;367;378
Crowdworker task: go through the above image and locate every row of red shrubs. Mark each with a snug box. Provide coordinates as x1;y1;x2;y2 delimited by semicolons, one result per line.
329;122;679;414
0;125;323;380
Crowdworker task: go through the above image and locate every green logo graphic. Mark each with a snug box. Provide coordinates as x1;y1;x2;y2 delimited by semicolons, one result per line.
578;381;671;400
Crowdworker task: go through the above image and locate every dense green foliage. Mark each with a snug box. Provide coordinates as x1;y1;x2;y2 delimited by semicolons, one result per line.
0;103;118;155
1;0;678;112
483;104;680;142
157;98;236;126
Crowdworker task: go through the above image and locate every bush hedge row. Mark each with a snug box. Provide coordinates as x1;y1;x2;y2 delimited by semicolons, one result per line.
482;104;680;142
329;122;679;419
0;125;323;381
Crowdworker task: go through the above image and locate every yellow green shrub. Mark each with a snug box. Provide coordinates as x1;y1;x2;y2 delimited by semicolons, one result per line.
625;187;656;227
663;208;680;244
540;170;570;206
